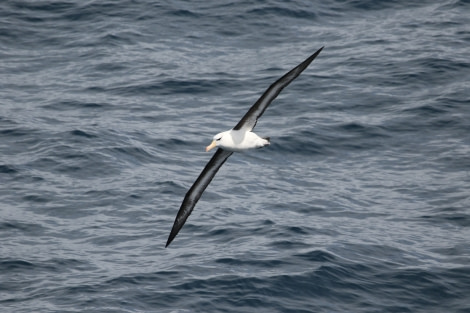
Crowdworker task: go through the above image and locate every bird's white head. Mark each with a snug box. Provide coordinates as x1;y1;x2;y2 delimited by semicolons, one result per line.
206;131;230;152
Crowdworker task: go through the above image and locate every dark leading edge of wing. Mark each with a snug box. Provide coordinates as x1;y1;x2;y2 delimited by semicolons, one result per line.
166;47;323;247
166;148;233;247
233;46;324;132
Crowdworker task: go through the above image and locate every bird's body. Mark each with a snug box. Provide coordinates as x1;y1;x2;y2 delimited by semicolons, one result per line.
206;130;270;152
166;47;324;247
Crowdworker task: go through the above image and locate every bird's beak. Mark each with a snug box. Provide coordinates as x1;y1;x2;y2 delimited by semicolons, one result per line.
205;140;217;152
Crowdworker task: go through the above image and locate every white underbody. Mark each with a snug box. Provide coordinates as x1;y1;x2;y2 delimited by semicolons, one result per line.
214;129;269;152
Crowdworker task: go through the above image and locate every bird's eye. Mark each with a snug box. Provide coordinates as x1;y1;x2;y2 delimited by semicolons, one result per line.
216;138;221;141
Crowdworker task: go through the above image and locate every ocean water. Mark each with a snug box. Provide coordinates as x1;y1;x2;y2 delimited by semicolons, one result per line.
1;0;470;312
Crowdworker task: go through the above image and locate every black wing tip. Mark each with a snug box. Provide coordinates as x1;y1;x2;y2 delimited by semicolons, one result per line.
165;228;177;248
166;219;183;248
306;46;324;63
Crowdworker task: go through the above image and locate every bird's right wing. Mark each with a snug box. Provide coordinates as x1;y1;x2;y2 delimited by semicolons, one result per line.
233;47;324;132
166;148;233;247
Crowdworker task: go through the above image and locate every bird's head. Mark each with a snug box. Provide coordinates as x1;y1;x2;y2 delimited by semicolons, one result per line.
206;131;229;152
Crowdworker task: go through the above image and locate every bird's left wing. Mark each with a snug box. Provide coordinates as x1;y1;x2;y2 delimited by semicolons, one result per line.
166;148;233;247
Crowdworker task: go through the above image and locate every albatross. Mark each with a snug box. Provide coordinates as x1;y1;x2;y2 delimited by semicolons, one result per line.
166;47;324;247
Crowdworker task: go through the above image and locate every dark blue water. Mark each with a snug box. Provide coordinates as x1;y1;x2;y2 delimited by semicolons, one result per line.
1;1;470;312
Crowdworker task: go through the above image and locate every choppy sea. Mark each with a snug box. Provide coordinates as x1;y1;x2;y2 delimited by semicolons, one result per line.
1;1;470;312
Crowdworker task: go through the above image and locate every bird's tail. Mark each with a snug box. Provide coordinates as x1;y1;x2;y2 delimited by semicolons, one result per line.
263;137;270;146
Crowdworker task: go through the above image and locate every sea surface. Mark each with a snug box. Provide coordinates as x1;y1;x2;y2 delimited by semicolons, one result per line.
1;1;470;312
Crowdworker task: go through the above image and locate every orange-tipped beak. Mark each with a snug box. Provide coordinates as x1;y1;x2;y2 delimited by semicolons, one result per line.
205;140;217;152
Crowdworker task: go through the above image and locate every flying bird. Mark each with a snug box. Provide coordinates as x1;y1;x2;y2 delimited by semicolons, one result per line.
166;47;324;247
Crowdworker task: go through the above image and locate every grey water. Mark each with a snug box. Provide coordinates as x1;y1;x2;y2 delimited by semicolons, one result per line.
1;1;469;312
